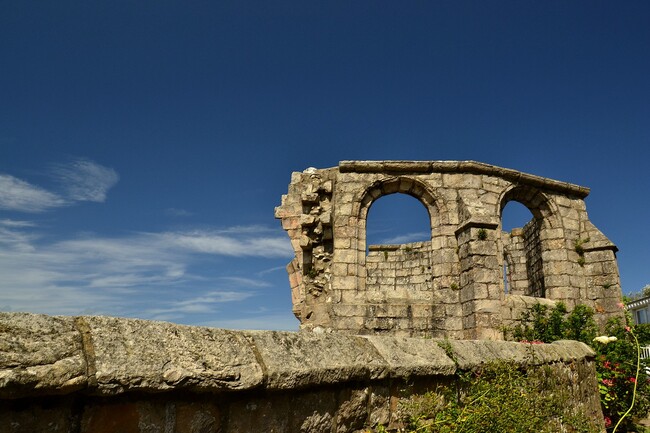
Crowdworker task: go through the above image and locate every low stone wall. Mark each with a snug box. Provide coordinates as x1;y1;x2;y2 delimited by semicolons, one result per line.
0;313;604;432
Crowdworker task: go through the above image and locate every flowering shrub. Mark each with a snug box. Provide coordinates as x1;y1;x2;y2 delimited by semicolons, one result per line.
592;318;650;432
511;302;650;432
365;302;650;432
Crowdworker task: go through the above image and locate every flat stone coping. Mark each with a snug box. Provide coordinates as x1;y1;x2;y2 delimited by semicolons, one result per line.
0;312;594;399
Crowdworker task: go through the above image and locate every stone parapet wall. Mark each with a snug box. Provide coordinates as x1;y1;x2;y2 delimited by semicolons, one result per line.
0;313;604;432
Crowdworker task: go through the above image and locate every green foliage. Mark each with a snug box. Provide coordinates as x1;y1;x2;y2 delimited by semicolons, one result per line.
574;237;590;256
511;302;585;343
477;228;488;241
565;304;598;342
367;361;599;433
510;302;650;432
365;303;650;433
593;318;650;431
574;238;589;267
624;284;650;302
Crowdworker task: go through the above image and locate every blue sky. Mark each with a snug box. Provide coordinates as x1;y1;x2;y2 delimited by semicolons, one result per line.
1;1;649;330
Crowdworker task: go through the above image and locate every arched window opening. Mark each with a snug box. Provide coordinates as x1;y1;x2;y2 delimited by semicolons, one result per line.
364;193;433;300
366;193;431;252
501;200;544;297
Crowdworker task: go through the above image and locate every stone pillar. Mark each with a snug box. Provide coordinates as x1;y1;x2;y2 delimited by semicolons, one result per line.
456;222;503;340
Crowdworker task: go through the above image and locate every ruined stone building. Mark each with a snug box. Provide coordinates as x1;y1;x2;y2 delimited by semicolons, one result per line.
275;160;623;339
0;160;612;431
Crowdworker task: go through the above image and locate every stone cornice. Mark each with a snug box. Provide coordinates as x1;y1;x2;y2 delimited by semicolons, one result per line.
339;160;590;198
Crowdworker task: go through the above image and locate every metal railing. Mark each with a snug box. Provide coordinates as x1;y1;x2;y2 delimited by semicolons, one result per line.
642;346;650;360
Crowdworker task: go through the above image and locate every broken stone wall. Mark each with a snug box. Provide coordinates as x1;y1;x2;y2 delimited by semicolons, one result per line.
276;161;624;338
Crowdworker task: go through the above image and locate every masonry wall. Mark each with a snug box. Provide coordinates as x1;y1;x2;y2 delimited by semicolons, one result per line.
502;229;527;295
276;160;624;338
366;242;433;297
0;313;604;433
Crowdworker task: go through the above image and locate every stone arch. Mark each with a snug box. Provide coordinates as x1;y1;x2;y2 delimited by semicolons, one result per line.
356;176;441;259
498;185;559;227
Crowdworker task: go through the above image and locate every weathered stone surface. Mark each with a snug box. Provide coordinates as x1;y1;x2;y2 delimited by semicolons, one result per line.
444;340;541;369
0;313;87;398
243;331;388;389
276;160;623;338
83;316;263;394
443;339;594;370
361;336;456;377
0;313;604;433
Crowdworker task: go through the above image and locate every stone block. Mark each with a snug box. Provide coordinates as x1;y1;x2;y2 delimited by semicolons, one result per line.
243;331;388;389
0;313;87;399
175;401;222;433
362;336;455;378
84;316;263;395
544;275;570;288
336;249;357;264
444;340;532;369
330;263;348;276
331;304;365;317
542;249;568;261
335;387;370;432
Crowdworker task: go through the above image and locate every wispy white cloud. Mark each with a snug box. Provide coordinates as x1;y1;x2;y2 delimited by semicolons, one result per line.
0;219;37;228
0;226;39;252
0;174;67;212
219;276;272;288
0;224;291;322
165;208;193;217
0;158;119;213
160;229;293;257
379;231;430;245
144;290;253;319
51;158;119;202
258;265;287;275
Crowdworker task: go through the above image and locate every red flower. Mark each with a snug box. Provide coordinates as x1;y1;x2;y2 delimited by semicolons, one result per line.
602;379;615;387
604;416;612;427
629;377;637;384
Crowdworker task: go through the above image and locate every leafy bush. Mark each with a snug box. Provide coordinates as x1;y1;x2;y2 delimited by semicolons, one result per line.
366;303;650;433
511;302;650;432
367;361;599;433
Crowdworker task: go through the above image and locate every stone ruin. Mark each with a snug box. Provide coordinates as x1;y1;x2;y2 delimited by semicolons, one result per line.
275;160;624;339
0;159;613;432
